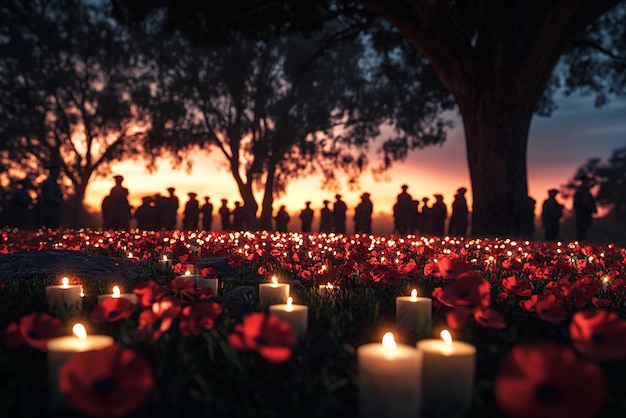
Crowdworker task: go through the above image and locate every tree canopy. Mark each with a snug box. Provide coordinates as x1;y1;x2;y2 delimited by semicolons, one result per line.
115;0;626;237
0;0;160;226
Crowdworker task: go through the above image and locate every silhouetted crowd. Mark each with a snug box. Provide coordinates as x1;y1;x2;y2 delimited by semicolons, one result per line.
2;171;597;240
0;165;64;230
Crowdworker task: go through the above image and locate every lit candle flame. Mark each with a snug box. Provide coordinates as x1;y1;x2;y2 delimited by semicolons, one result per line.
271;276;278;286
127;252;133;258
327;282;334;289
73;323;87;340
112;286;121;298
61;277;69;288
287;297;293;305
382;332;397;350
184;270;191;276
80;288;85;297
162;255;167;261
441;329;453;345
410;288;418;300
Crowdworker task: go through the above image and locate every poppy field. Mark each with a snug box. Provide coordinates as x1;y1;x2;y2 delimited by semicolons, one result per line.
1;229;626;418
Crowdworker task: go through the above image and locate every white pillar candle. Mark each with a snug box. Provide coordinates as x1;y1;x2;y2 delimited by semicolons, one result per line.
396;289;432;340
196;277;219;296
358;332;422;418
269;297;308;337
416;330;476;417
45;277;83;319
46;323;114;408
158;255;173;271
258;276;289;308
97;285;137;304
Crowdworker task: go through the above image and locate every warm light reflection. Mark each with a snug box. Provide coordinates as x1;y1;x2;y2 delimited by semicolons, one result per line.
73;323;87;340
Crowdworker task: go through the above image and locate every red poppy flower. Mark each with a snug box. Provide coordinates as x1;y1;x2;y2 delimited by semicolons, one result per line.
474;308;506;329
91;298;136;324
200;267;218;279
519;294;540;312
570;309;626;361
133;281;168;309
501;259;523;272
192;286;215;300
4;313;63;351
437;271;491;310
168;277;196;299
495;341;606;418
178;301;223;337
535;295;568;325
179;253;197;265
435;257;472;280
496;291;509;302
136;298;181;342
423;261;438;276
371;265;401;285
502;276;532;297
228;312;296;363
58;344;154;418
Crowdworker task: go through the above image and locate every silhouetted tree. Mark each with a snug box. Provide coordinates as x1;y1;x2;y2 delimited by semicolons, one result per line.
566;147;626;221
142;22;452;229
0;0;160;226
116;0;626;237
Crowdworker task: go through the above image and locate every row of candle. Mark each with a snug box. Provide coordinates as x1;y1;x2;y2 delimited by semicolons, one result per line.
359;330;475;418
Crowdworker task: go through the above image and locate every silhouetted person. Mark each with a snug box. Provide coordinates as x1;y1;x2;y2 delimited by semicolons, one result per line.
200;196;213;231
219;199;231;231
299;201;314;232
183;192;200;230
13;179;34;229
394;184;413;234
448;187;470;237
38;165;64;229
135;196;156;230
333;194;347;234
574;175;597;240
541;189;564;242
153;194;167;229
420;197;432;235
431;194;448;236
105;175;132;229
354;192;373;234
164;187;179;230
274;205;290;232
232;201;247;231
524;196;537;240
320;200;333;232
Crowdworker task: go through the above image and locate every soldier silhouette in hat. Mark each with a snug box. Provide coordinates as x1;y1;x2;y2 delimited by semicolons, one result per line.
354;192;373;234
183;192;200;230
232;201;247;231
320;199;333;233
420;197;432;236
135;196;156;230
219;199;231;231
431;194;448;236
394;184;413;234
38;164;64;229
333;194;347;234
573;175;597;240
104;175;132;229
200;196;213;231
541;189;564;241
448;187;470;237
274;205;290;232
299;201;314;232
164;187;179;230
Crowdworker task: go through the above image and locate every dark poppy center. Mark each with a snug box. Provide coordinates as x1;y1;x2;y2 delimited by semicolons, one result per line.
108;310;120;318
446;269;456;276
535;383;559;404
511;285;519;289
459;290;470;298
255;336;268;346
92;377;117;394
591;332;606;344
27;330;40;339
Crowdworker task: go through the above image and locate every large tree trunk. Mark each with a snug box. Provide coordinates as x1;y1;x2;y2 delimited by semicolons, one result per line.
259;164;277;231
458;98;533;237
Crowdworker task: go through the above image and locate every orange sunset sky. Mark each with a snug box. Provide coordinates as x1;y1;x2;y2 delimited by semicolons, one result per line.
84;94;626;234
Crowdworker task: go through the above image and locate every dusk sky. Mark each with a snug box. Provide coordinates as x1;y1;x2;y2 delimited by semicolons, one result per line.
85;92;626;232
